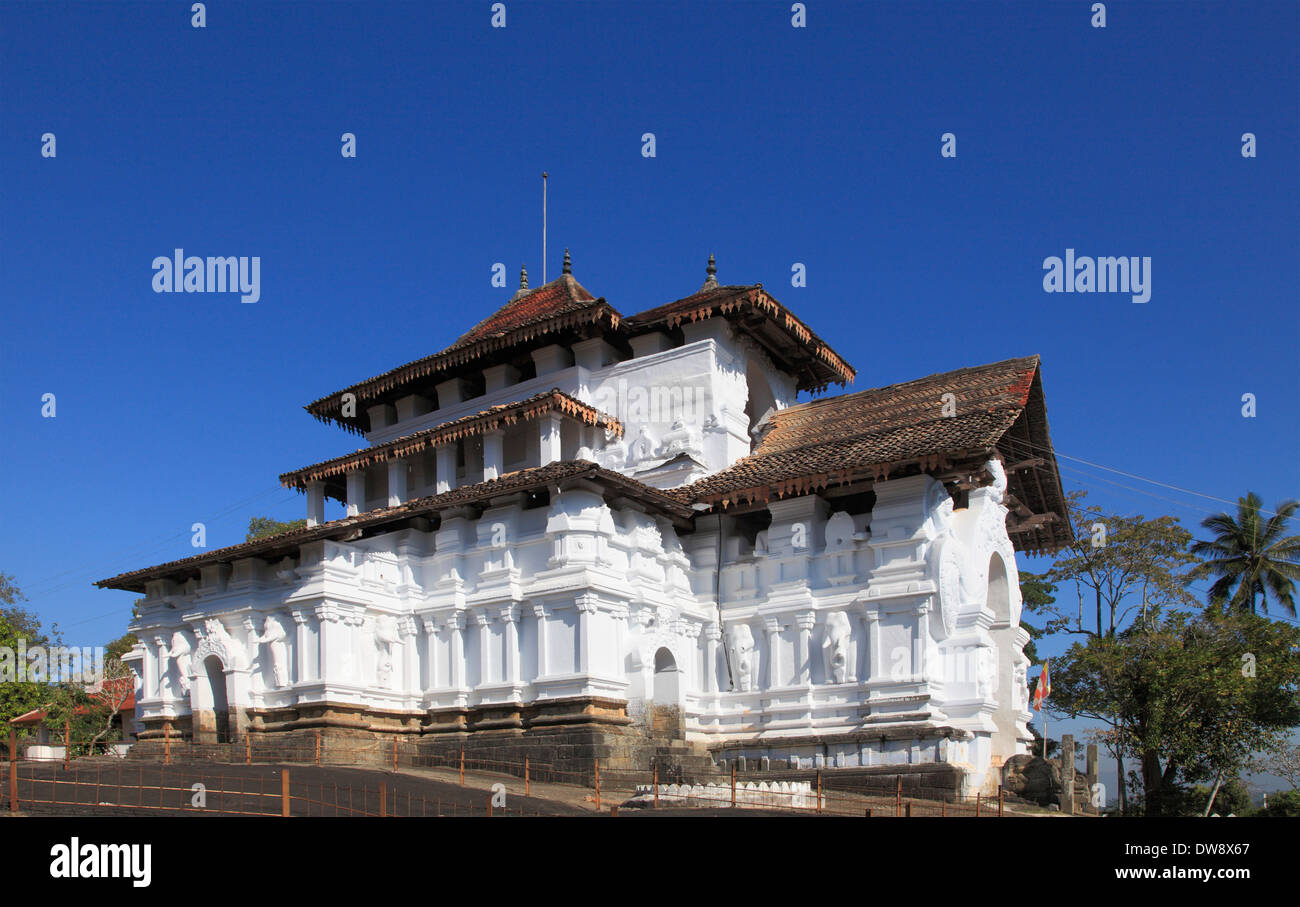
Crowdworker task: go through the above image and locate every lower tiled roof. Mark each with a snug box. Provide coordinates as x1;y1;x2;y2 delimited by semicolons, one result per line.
97;461;693;593
281;389;622;495
682;355;1071;553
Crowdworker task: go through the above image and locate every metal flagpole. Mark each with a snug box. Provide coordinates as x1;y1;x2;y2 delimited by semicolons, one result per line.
542;171;548;284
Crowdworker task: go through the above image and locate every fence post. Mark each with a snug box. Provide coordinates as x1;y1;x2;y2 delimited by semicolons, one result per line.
525;756;530;798
905;801;912;818
315;729;321;766
63;717;71;770
487;793;492;818
8;728;15;762
896;776;901;817
163;721;171;766
459;748;464;785
653;763;659;808
730;762;736;808
594;758;600;811
8;755;16;813
281;769;291;817
941;797;946;817
245;734;251;765
393;738;398;773
998;784;1004;817
976;792;982;817
816;770;823;814
380;782;387;817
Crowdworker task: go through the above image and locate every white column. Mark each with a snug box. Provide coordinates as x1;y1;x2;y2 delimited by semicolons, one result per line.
532;603;549;679
474;612;491;686
703;624;721;693
345;470;365;517
482;429;504;482
150;637;166;698
317;610;335;682
387;458;408;507
436;445;457;494
795;612;815;684
306;482;325;527
500;604;520;686
400;617;418;694
575;595;597;674
421;616;439;691
293;612;309;683
446;613;465;696
539;413;563;466
764;617;782;688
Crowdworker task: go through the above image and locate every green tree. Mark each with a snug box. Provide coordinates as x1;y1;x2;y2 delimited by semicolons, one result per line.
246;516;307;542
105;633;138;660
1018;572;1057;667
0;575;58;730
1046;491;1198;638
1190;493;1300;617
1050;609;1300;815
1256;789;1300;817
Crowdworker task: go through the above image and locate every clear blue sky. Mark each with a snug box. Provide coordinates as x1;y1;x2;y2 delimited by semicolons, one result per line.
2;0;1296;705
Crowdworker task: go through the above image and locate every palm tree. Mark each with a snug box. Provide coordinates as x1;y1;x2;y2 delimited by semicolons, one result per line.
1190;493;1300;616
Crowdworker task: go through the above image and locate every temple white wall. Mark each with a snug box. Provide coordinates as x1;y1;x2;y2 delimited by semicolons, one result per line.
128;458;1032;792
353;323;794;496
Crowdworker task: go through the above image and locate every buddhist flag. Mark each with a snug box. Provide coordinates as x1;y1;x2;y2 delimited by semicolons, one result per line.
1032;660;1051;711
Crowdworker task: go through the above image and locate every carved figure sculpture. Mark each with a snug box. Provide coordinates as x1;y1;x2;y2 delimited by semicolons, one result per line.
250;614;290;688
729;623;756;692
375;614;401;688
163;630;192;697
821;611;852;684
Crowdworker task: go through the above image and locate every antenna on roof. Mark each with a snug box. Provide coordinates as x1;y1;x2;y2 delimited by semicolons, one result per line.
542;171;548;284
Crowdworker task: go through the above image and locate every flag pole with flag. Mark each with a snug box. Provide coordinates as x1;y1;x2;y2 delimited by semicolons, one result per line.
1032;660;1051;757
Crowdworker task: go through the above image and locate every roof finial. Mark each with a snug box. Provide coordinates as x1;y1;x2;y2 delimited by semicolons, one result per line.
562;248;572;276
520;264;529;290
701;253;718;290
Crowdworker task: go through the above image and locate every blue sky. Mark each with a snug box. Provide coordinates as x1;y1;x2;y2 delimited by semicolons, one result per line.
2;0;1296;727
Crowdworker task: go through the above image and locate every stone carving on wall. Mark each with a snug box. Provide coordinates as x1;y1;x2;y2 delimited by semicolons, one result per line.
249;614;290;688
162;630;193;697
729;623;756;692
975;647;996;698
987;457;1008;504
935;538;962;640
821;611;853;684
193;618;243;677
658;419;701;458
627;426;657;465
375;614;401;688
1012;656;1029;711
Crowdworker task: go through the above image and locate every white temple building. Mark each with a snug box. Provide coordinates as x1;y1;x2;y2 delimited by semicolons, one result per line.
100;254;1069;794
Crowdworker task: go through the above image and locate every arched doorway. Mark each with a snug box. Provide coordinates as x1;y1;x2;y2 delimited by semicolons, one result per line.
203;655;231;744
987;553;1022;762
651;647;684;740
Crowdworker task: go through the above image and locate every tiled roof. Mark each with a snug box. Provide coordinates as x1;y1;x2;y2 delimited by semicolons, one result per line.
281;389;622;494
682;355;1071;553
305;275;621;434
453;274;599;347
623;284;855;391
97;461;694;593
305;274;856;432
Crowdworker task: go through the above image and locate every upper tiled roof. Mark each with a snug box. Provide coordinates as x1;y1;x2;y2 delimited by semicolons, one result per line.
682;355;1070;553
623;284;855;392
98;461;695;593
453;274;599;347
305;275;622;434
305;270;856;433
282;389;622;497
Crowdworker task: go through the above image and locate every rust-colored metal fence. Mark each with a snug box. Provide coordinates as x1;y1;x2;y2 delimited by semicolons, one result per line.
4;729;1033;817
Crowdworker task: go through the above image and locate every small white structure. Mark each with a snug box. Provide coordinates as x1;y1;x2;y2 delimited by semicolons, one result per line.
99;256;1069;792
